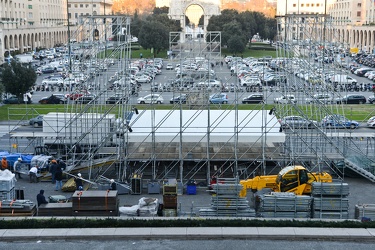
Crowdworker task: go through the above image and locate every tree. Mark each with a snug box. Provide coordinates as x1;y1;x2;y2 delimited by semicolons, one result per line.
222;20;246;46
227;35;246;55
153;6;169;15
0;61;36;98
138;20;169;54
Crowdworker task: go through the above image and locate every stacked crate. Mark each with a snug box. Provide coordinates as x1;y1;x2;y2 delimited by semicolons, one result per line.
256;192;312;218
0;200;36;216
355;204;375;220
311;182;350;219
199;178;256;217
0;170;16;201
72;190;119;216
163;185;178;216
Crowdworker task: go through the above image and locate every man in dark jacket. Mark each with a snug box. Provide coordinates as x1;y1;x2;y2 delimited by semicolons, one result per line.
55;167;63;191
36;189;48;207
49;159;58;184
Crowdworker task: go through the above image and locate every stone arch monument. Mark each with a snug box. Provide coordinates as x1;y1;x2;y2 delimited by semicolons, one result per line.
168;0;221;32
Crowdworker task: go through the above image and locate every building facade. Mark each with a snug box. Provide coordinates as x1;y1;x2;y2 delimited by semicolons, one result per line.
0;0;68;62
277;0;375;53
0;0;113;63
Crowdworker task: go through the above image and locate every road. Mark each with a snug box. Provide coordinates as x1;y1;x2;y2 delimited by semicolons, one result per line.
0;239;372;250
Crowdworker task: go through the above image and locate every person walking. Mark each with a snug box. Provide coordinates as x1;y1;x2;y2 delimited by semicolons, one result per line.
1;156;8;170
36;189;48;207
29;165;38;183
55;167;63;191
49;159;58;184
13;158;23;179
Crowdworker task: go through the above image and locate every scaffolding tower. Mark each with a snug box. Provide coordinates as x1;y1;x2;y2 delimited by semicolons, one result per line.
273;14;375;180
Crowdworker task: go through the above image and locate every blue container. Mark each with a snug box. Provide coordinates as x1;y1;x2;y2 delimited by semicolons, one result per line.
186;185;197;195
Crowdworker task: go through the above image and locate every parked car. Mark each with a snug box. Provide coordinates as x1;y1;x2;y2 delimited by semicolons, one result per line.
305;94;333;104
67;91;90;100
75;94;97;104
3;95;32;104
367;96;375;104
41;66;55;74
209;93;229;104
336;94;366;104
29;115;43;127
242;94;264;104
166;63;174;70
106;94;128;104
170;94;187;104
273;95;296;104
354;67;373;77
279;116;318;129
137;94;164;104
134;73;151;83
39;94;67;104
321;115;359;129
367;116;375;127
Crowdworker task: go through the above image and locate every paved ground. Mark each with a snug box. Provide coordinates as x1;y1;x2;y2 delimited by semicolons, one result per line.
12;173;375;219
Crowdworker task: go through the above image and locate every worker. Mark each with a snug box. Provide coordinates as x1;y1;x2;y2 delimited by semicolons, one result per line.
13;158;23;179
1;156;8;170
57;159;66;171
110;179;116;190
74;173;83;191
29;165;38;183
55;167;63;191
49;159;58;184
36;189;48;207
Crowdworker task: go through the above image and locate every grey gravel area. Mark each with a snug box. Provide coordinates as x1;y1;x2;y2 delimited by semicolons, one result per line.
13;175;375;219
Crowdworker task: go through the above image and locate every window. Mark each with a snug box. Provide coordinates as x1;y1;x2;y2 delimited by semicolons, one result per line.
93;4;96;7
68;4;71;7
306;4;310;7
74;4;78;7
28;12;33;18
68;13;71;18
357;11;361;17
80;4;83;7
75;13;78;18
358;3;361;7
311;4;314;7
28;4;32;9
86;4;89;7
293;4;296;7
317;3;320;6
301;4;304;7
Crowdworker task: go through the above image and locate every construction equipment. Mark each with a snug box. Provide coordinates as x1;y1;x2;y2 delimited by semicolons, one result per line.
239;165;332;197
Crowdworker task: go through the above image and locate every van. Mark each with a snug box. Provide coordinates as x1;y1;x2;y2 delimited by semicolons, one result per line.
330;74;357;84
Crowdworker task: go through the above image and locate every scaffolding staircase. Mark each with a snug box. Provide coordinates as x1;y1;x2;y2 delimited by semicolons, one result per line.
344;158;375;183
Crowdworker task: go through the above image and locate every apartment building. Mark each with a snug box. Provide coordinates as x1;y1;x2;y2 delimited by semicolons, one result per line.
0;0;68;62
277;0;375;53
0;0;113;63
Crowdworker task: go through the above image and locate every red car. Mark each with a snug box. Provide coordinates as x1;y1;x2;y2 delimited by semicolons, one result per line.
67;91;90;100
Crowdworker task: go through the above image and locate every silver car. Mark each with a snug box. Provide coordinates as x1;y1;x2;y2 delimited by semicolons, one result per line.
137;94;164;104
279;116;318;129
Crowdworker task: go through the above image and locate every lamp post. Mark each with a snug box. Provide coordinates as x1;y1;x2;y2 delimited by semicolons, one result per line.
104;0;107;57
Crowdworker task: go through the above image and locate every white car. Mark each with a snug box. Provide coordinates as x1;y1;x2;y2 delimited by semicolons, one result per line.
367;116;375;127
41;77;64;86
135;74;151;83
166;63;174;70
274;95;296;104
137;94;164;104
